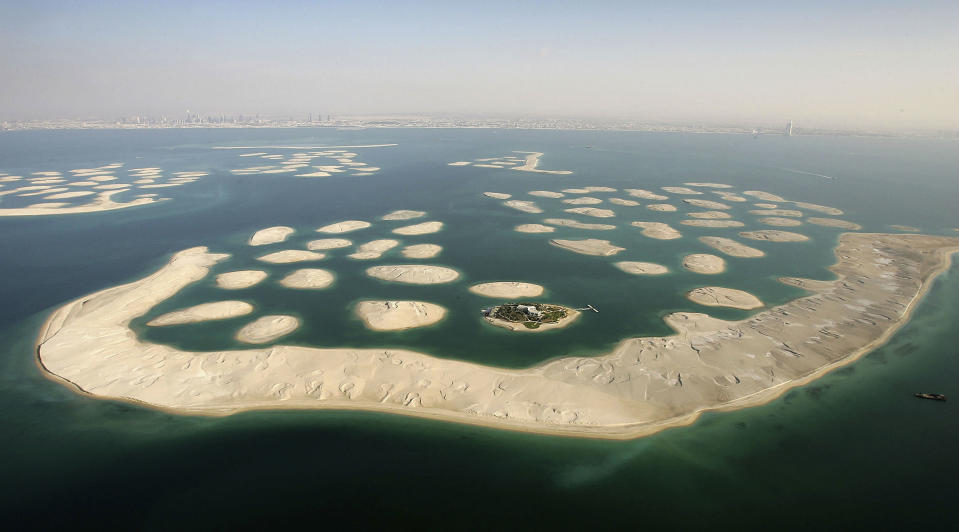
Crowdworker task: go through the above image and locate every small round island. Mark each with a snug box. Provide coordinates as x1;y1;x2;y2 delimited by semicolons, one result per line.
481;302;580;332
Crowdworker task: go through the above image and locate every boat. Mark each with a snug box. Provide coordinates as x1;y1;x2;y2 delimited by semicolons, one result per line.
914;393;946;401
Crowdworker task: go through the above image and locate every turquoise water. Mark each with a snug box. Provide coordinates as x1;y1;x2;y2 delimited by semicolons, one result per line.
1;128;957;528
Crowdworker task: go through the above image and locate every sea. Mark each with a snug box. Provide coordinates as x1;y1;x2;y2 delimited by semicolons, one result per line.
0;128;957;529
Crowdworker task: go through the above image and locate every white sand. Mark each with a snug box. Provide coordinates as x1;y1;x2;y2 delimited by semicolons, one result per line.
608;198;640;206
257;250;325;264
279;268;335;289
749;209;803;217
94;184;129;190
26;202;70;209
515;224;555;233
793;202;843;215
562;188;590;194
682;254;726;274
687;287;763;310
448;161;471;166
583;186;617;192
681;219;746;228
235;315;300;344
614;262;669;275
381;210;426;221
0;189;158;217
562;197;603;205
366;264;460;284
316;220;371;234
807;218;862;230
549;239;625;256
249;226;295;246
469;282;544;298
714;192;748;202
511;151;573;174
529;190;565;198
216;270;268;289
44;191;95;200
684;182;733;189
484;192;512;199
743;190;786;202
661;186;702;195
625;189;668;200
307;238;352;250
688;211;733;219
564;207;615;218
295;172;332;177
739;230;809;242
759;217;803;227
504;200;543;214
32;235;959;438
646;204;677;212
684;198;730;210
355;301;447;331
401;244;443;259
392;221;443;235
147;301;254;326
349;239;400;259
631;222;682;240
753;203;778;209
543;218;616;230
699;236;765;257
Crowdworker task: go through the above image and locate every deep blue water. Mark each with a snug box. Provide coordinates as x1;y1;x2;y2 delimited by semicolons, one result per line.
0;128;957;529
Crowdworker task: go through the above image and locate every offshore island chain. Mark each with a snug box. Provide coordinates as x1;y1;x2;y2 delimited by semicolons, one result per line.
36;233;959;439
3;113;951;139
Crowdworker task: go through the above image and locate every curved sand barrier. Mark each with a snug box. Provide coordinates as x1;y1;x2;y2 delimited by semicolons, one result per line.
681;220;745;228
366;265;460;284
392;221;443;235
759;217;803;227
687;287;763;310
381;210;426;221
469;282;544;298
316;220;371;234
631;221;682;240
562;197;603;205
626;189;668;200
614;262;669;275
543;218;615;230
307;238;352;250
279;268;335;289
564;207;615;218
608;198;639;206
739;230;809;242
683;199;730;210
743;190;786;202
682;254;726;274
147;301;254;326
529;190;564;198
355;301;447;331
661;186;701;195
249;226;295;246
699;236;765;257
402;244;442;259
808;218;862;230
504;200;543;214
36;235;959;439
515;224;555;233
793;202;843;215
349;239;400;260
749;209;803;217
646;204;677;212
235;315;300;344
550;239;625;256
216;270;268;289
257;250;325;264
484;192;511;199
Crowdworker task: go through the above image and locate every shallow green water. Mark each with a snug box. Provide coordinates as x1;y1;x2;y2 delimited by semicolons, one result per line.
1;128;957;528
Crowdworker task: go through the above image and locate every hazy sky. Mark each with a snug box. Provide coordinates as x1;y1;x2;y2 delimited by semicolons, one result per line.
1;0;957;130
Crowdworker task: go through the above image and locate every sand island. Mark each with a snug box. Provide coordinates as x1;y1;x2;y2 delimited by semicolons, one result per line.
481;302;580;332
355;301;447;331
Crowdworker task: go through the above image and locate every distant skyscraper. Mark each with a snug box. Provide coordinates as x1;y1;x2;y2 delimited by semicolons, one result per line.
785;121;793;136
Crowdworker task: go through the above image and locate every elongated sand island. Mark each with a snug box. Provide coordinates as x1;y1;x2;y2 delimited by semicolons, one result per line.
35;234;959;439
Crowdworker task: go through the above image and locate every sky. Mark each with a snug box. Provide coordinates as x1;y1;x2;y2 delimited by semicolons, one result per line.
1;0;957;130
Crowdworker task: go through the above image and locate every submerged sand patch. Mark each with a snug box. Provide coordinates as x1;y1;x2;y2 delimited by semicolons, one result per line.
355;301;447;331
147;301;254;326
614;262;669;275
216;270;268;289
687;287;763;310
682;254;726;274
550;239;625;256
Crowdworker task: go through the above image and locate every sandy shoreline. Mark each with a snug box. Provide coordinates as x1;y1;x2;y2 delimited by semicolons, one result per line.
34;234;959;440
